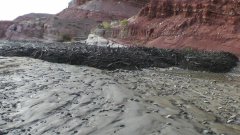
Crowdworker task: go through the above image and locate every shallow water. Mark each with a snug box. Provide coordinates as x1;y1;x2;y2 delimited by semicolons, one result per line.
160;63;240;84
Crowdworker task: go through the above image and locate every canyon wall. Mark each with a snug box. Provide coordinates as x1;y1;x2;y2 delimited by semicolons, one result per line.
1;0;240;57
108;0;240;56
138;0;240;24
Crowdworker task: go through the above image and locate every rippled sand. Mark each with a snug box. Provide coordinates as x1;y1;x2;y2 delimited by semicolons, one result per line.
0;57;240;135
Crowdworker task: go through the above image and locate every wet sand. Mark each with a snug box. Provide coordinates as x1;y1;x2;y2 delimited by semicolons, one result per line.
0;56;240;135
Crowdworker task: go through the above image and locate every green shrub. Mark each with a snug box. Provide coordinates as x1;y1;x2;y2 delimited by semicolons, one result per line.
120;19;128;26
102;21;111;29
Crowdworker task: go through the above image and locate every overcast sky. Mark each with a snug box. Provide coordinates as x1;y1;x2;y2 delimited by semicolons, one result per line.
0;0;70;20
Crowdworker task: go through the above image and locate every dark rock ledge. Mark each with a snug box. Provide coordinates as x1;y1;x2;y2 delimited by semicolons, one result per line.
0;41;238;72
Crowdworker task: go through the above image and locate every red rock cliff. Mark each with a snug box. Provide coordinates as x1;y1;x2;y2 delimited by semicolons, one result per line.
138;0;240;24
111;0;240;56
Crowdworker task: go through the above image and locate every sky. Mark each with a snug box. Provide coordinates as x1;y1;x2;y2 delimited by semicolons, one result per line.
0;0;71;20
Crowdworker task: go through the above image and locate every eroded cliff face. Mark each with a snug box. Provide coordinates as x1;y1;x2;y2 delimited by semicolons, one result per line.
64;0;148;21
69;0;148;8
45;0;149;41
4;13;53;41
0;21;14;39
139;0;240;24
1;0;148;41
2;0;240;57
110;0;240;56
68;0;90;8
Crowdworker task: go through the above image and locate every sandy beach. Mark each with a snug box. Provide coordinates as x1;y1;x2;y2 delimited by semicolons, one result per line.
0;56;240;135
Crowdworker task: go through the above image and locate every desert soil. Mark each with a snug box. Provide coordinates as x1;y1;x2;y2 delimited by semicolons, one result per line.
0;56;240;135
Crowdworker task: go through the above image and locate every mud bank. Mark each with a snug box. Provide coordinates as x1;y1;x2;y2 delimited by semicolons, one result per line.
0;41;238;72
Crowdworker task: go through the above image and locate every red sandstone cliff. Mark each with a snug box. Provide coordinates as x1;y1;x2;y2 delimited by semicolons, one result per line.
110;0;240;56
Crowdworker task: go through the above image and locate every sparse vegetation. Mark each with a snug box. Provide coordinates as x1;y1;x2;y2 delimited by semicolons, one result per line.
120;19;129;27
102;21;111;29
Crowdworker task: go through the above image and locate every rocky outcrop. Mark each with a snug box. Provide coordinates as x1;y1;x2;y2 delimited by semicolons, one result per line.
0;21;14;39
68;0;90;8
14;13;53;22
67;0;148;18
108;0;240;57
69;0;148;8
0;0;148;41
45;0;148;41
43;15;98;41
4;13;53;41
5;21;45;40
86;34;125;47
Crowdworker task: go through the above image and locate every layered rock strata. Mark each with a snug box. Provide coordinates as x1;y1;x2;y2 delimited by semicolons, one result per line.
139;0;240;24
108;0;240;57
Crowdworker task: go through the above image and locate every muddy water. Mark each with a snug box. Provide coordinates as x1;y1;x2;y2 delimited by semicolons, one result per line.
167;64;240;134
105;65;240;135
0;57;240;135
161;63;240;83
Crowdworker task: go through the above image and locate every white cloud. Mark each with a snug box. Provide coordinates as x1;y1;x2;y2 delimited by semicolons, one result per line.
0;0;70;20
